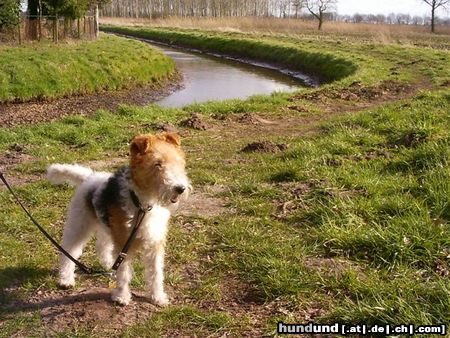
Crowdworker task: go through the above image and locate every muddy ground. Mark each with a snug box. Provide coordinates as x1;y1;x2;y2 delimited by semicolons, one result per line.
0;75;182;128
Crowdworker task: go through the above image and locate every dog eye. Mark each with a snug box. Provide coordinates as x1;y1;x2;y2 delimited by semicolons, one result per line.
154;162;162;169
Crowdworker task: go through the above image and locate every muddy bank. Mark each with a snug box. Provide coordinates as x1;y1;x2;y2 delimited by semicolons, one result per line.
0;74;182;128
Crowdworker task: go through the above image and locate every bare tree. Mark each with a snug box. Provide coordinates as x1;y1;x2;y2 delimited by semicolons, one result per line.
352;13;363;23
386;12;396;24
420;0;450;32
305;0;336;30
291;0;304;18
375;14;386;24
367;13;377;23
412;15;424;25
101;0;274;18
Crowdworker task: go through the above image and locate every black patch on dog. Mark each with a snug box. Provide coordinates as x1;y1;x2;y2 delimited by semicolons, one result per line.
94;167;129;227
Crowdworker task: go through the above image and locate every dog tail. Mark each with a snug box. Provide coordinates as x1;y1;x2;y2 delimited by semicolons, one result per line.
47;164;94;187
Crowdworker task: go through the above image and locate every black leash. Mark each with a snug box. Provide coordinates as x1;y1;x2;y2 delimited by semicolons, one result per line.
0;171;150;277
112;190;153;270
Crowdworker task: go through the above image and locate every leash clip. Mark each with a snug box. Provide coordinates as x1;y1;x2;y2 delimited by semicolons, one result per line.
143;205;153;212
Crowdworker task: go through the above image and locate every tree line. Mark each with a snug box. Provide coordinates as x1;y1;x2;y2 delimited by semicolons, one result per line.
101;0;276;18
99;0;339;30
100;0;450;32
339;12;450;26
99;0;322;19
1;0;449;35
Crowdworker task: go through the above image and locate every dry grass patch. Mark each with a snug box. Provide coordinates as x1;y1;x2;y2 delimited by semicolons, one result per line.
100;16;450;47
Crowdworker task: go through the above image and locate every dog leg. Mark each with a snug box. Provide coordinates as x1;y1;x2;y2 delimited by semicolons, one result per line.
95;227;115;269
59;211;96;288
145;242;169;307
111;259;133;306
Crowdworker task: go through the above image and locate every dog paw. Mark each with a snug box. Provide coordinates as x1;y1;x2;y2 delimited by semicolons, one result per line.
58;279;75;289
151;292;170;307
111;290;132;306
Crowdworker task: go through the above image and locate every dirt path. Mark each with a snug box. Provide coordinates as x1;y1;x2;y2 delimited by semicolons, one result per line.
0;76;181;127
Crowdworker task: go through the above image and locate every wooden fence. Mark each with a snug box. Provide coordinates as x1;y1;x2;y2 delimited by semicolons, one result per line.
1;15;97;43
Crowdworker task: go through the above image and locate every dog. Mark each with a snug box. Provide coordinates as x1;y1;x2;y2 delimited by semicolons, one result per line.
47;132;190;306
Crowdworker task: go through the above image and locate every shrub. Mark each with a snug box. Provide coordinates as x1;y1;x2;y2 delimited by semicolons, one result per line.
0;0;20;30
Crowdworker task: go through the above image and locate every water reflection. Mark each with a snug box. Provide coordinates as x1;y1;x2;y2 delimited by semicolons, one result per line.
149;43;305;108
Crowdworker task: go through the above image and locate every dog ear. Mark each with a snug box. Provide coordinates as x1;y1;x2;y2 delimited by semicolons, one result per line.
161;133;181;147
130;135;152;155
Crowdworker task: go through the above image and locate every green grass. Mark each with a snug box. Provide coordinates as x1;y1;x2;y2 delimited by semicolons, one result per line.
122;306;243;337
0;27;449;336
0;34;176;103
102;25;450;89
102;25;358;82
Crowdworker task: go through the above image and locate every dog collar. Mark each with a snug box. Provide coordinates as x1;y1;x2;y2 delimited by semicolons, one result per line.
129;189;153;212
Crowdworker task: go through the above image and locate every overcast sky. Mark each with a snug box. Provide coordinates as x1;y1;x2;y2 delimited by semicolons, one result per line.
337;0;450;17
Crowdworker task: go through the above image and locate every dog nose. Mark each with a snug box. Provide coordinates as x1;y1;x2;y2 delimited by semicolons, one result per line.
174;185;186;194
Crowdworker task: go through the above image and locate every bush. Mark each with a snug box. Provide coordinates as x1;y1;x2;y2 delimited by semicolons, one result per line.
0;0;20;30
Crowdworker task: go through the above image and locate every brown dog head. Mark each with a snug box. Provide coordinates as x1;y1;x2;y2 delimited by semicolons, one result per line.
129;133;190;204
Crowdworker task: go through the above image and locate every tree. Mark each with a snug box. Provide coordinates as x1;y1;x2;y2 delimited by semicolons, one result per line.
412;15;425;25
305;0;337;30
41;0;69;41
291;0;304;18
62;0;90;19
386;12;396;24
91;0;111;37
420;0;450;33
41;0;106;40
0;0;20;30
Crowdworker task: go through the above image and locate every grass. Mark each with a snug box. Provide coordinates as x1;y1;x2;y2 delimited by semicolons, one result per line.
0;24;449;336
0;34;176;103
122;306;242;337
103;25;358;82
102;25;450;88
100;17;450;48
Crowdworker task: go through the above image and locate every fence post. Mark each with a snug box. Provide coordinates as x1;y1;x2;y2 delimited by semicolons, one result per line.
63;18;68;39
17;17;22;45
53;16;59;43
38;0;42;41
94;4;99;38
38;16;42;41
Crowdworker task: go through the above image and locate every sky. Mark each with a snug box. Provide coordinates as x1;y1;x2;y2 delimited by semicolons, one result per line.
337;0;450;17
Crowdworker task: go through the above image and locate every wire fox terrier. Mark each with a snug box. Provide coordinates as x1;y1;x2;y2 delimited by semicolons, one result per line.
47;133;190;306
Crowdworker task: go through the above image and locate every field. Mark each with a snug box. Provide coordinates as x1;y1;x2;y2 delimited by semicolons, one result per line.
0;18;449;336
0;34;176;103
101;16;450;48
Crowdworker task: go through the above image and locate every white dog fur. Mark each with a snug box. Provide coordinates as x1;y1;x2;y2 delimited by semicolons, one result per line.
47;133;190;306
